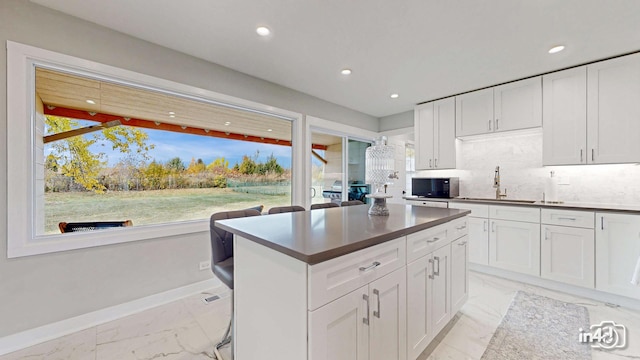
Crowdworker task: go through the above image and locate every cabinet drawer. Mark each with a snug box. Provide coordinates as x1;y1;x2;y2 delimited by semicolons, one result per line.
449;202;489;218
308;237;405;311
490;205;540;223
409;200;449;208
407;223;449;263
541;209;594;228
449;216;469;240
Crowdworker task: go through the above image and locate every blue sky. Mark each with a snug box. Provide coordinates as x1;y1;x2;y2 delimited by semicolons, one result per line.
48;120;293;169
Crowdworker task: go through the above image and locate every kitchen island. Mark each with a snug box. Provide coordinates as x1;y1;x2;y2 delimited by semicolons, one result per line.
216;204;470;360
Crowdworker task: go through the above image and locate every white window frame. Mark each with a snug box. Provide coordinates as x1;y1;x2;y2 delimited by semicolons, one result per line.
7;41;304;258
304;116;378;209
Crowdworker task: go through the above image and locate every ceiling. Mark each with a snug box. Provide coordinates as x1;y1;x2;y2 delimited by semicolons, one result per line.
32;0;640;118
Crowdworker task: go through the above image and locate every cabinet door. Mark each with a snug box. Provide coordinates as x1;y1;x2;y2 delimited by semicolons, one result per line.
468;217;489;265
489;219;541;276
587;53;640;164
450;236;469;314
434;97;456;169
541;225;594;288
595;213;640;298
494;77;542;132
309;286;369;360
415;103;434;169
406;257;432;360
542;67;588;165
455;88;494;136
369;267;407;360
430;245;451;336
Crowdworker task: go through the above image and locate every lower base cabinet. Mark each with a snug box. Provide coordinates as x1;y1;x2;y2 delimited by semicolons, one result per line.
468;217;489;265
407;240;463;360
489;219;541;276
309;267;407;360
541;224;594;288
596;213;640;298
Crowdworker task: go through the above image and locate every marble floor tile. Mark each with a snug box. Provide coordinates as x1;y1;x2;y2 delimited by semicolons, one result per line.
181;288;233;345
421;341;479;360
0;327;96;360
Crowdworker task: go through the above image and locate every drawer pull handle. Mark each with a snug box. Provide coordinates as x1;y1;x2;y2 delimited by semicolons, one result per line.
434;256;441;276
456;225;467;230
428;258;434;279
427;237;440;243
373;289;381;318
484;220;488;232
457;241;467;246
557;217;577;221
359;261;381;272
363;294;370;325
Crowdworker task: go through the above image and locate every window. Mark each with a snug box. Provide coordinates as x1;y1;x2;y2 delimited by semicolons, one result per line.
7;41;302;257
406;143;416;194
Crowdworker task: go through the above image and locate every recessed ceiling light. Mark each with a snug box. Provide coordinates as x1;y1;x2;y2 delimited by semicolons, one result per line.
224;122;231;126
86;99;96;104
168;111;175;115
267;128;273;132
341;69;352;75
548;45;565;54
169;115;176;118
256;26;271;36
390;93;399;99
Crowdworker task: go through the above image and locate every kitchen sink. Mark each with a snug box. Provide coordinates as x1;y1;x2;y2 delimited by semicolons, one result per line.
456;197;537;204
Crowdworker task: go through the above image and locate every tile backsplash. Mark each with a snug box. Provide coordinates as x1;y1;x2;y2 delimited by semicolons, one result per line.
414;129;640;205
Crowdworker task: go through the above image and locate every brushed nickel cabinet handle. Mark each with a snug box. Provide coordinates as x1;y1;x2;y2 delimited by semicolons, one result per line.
457;241;467;246
456;225;467;230
428;258;434;279
359;261;381;272
427;236;440;243
496;118;499;130
580;149;583;163
363;294;370;325
488;119;492;131
484;220;488;232
592;149;595;162
373;289;381;318
434;256;440;276
492;221;496;232
429;159;432;168
435;158;438;168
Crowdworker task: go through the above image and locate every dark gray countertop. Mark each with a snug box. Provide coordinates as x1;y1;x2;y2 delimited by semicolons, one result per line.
405;196;640;213
215;204;470;265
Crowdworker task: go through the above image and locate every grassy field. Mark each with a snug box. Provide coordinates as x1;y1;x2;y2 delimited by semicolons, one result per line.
45;188;291;234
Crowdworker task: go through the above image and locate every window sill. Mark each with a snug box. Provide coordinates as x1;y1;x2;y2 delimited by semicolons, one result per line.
8;220;210;258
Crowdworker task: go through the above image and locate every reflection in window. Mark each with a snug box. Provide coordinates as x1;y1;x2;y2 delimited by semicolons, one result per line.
406;143;416;193
37;68;292;235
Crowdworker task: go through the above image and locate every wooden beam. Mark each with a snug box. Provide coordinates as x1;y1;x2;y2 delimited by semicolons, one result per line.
43;120;121;143
311;150;328;164
43;106;329;150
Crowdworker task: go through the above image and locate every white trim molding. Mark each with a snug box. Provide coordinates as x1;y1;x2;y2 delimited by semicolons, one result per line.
6;40;304;258
0;278;222;356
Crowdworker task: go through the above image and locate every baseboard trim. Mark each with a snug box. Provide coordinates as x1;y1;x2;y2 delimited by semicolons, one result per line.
470;264;640;311
0;278;221;356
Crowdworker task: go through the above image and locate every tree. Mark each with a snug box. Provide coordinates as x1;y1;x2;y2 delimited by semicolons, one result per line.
259;153;284;175
166;157;185;172
207;157;229;172
45;115;153;193
187;157;206;174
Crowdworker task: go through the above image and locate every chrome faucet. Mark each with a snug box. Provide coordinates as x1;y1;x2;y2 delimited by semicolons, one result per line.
494;166;507;199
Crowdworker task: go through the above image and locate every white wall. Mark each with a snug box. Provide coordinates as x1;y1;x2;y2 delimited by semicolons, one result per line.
379;110;414;132
0;0;378;338
414;129;640;204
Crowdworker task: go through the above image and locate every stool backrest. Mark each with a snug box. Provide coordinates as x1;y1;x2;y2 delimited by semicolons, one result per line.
210;209;261;264
268;205;306;214
341;200;365;207
310;202;340;210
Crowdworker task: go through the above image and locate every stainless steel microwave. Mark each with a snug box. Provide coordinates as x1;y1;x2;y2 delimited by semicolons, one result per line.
411;177;459;198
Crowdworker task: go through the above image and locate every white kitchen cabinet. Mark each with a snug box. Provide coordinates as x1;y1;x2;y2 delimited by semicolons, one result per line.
310;267;406;360
309;286;369;360
455;88;494;137
544;53;640;165
415;97;456;169
450;236;469;315
587;53;640;164
489;219;541;276
369;268;407;360
542;66;588;165
406;256;432;360
467;217;489;265
456;78;541;137
541;224;595;288
430;244;451;337
595;213;640;298
494;77;542;132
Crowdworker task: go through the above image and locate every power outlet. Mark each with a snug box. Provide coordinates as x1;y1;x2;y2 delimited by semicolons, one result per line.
199;260;211;271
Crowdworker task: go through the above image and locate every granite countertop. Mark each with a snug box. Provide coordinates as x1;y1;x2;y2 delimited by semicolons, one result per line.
404;196;640;213
215;204;470;265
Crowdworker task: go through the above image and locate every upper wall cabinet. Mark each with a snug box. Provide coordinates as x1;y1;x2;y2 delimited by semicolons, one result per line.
543;53;640;165
542;67;588;165
415;98;456;170
587;53;640;164
456;77;542;137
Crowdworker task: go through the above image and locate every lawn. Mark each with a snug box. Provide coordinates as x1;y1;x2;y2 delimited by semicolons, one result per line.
45;188;291;234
